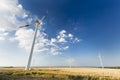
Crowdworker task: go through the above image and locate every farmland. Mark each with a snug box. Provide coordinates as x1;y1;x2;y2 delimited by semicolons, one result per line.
0;68;120;80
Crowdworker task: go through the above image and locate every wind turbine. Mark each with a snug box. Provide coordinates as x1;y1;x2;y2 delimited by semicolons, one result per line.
98;52;104;69
67;58;75;68
18;11;48;70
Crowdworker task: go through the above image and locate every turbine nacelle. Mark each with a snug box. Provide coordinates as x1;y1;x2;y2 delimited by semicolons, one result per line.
35;19;44;25
19;10;48;28
18;19;43;28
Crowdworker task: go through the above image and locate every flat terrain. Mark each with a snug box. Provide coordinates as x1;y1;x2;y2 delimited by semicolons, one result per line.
0;68;120;80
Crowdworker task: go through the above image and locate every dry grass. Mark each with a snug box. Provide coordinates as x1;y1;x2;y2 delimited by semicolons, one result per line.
59;68;120;78
0;68;120;80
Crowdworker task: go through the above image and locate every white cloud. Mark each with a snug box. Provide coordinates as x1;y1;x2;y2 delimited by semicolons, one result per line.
68;34;73;39
11;28;80;55
59;30;66;34
10;28;34;50
57;30;68;43
0;0;33;42
0;37;5;41
0;0;30;32
0;31;9;41
74;38;80;42
58;37;66;43
63;46;69;50
51;38;57;43
3;32;9;36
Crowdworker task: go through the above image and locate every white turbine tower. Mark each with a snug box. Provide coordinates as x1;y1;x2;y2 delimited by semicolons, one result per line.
98;52;104;69
19;11;48;70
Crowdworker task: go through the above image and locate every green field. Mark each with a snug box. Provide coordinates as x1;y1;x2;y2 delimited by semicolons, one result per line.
0;68;120;80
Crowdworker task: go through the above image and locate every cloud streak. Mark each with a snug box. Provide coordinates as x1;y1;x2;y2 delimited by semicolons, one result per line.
0;32;9;41
0;0;30;31
0;0;33;42
11;28;80;55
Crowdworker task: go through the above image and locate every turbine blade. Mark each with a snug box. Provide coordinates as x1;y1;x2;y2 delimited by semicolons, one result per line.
18;24;35;28
34;10;48;25
39;10;48;23
28;24;35;26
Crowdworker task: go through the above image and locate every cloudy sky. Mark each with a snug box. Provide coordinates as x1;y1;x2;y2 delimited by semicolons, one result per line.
0;0;120;67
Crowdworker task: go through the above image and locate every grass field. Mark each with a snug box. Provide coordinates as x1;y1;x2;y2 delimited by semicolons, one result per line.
0;68;120;80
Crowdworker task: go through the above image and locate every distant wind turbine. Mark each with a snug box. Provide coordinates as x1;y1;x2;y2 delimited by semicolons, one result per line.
98;52;104;69
18;11;48;70
67;58;75;68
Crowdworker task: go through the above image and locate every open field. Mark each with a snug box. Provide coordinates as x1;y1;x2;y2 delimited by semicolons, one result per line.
0;68;120;80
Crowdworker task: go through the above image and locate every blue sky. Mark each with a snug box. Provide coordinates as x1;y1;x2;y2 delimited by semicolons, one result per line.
0;0;120;67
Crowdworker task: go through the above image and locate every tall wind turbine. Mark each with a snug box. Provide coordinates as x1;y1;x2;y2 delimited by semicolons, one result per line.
98;52;104;69
19;11;48;70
